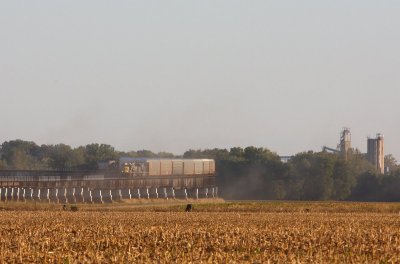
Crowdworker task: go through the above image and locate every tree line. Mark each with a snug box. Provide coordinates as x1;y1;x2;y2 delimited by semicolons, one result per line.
0;140;175;171
1;140;400;201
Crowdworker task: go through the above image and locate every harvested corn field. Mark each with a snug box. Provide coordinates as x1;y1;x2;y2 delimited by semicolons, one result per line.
1;202;400;263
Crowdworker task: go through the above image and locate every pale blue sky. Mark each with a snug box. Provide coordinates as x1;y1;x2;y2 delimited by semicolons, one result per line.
1;1;399;158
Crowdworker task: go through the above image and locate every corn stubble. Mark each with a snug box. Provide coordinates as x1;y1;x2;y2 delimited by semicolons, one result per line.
0;211;399;263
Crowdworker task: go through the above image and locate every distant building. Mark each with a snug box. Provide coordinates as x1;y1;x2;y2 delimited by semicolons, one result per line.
367;134;384;174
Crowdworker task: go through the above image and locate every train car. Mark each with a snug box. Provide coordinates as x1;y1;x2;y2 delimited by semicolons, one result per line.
160;160;173;175
172;160;184;175
182;160;195;175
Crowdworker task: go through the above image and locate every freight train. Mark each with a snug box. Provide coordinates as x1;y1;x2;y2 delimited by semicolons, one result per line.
0;159;217;201
120;158;216;177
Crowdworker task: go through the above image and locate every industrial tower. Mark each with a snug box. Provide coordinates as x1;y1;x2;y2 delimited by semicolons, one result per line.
340;127;351;159
322;127;352;160
367;134;385;174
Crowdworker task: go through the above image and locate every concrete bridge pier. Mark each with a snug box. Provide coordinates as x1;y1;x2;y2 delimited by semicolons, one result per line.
164;188;168;200
72;188;76;203
89;190;93;203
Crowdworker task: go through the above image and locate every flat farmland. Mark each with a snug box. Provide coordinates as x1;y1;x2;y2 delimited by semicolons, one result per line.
1;201;400;263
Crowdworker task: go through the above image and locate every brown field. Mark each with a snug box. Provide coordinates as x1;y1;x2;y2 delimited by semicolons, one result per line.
1;201;400;263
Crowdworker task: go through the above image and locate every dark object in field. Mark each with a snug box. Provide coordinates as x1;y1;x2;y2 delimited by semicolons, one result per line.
185;204;192;212
62;204;67;211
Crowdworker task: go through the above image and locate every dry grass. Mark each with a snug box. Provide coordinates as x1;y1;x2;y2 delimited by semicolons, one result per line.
1;202;400;263
2;199;400;213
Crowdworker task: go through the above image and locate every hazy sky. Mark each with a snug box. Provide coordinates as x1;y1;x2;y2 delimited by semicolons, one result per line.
1;1;399;158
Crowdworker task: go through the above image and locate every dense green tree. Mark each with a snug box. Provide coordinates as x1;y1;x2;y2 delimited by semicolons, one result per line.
184;148;231;160
331;159;355;200
84;144;118;169
385;154;399;173
228;147;245;161
48;144;73;169
269;180;286;200
349;172;381;201
0;160;7;169
48;144;86;170
136;150;157;158
0;140;46;169
157;152;175;158
244;147;279;163
287;152;335;200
